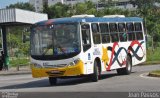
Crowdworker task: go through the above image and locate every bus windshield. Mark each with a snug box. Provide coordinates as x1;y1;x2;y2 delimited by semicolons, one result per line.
30;23;81;58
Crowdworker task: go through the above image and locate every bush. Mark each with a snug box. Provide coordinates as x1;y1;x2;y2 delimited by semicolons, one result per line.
147;47;160;61
9;58;29;67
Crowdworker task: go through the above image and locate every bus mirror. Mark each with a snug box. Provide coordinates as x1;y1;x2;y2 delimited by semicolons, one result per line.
22;35;30;43
22;28;30;43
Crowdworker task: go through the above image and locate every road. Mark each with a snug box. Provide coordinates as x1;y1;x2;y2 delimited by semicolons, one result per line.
0;65;160;93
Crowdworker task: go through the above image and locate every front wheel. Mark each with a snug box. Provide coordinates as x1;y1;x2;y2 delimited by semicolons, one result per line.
117;56;132;75
90;61;100;82
0;60;3;71
49;77;57;86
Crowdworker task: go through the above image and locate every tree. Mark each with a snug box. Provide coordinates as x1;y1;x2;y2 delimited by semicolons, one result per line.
6;2;34;11
75;3;88;14
43;2;69;18
73;1;96;15
130;0;160;49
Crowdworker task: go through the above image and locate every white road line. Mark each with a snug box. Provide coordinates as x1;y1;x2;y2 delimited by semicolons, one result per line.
140;73;160;80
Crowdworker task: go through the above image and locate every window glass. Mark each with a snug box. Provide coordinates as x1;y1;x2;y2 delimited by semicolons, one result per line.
102;34;110;43
118;23;127;42
135;23;142;31
126;23;135;41
91;23;99;33
118;23;125;32
100;23;110;43
109;23;119;42
135;23;143;40
81;24;91;51
126;23;134;31
109;23;117;32
92;23;101;44
99;23;109;33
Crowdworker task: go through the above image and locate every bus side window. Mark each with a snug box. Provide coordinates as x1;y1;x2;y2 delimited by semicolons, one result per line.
109;23;119;42
82;30;89;44
126;23;135;41
81;24;91;52
118;23;127;42
135;23;143;40
100;23;110;43
92;23;101;44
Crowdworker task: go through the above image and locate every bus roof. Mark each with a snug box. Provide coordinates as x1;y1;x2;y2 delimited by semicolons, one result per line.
35;17;143;25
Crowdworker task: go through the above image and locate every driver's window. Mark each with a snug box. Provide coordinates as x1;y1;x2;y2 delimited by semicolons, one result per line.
81;24;91;52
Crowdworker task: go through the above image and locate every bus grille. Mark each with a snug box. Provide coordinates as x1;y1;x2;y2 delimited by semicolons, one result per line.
46;71;65;76
44;64;67;68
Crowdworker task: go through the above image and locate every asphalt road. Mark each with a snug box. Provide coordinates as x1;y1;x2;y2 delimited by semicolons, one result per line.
0;64;160;93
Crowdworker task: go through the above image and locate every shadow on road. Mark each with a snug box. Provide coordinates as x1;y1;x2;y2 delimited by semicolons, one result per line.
0;72;120;90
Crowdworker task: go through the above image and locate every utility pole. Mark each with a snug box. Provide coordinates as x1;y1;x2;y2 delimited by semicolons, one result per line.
35;0;38;12
96;0;99;12
61;0;64;4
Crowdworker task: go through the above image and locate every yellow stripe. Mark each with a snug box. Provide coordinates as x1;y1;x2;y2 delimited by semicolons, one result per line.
31;60;84;78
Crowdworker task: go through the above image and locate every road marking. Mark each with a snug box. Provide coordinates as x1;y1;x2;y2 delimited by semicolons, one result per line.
140;73;160;80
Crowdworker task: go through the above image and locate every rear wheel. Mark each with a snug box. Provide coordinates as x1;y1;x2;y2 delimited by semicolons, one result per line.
49;77;57;86
90;61;100;82
117;56;132;75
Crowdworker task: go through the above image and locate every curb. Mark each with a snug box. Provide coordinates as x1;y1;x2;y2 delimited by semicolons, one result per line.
0;71;31;76
137;63;160;66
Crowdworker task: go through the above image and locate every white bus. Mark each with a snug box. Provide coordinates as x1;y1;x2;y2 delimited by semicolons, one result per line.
30;15;146;85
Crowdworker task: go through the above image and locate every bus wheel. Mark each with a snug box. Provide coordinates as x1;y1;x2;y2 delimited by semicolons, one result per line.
0;66;2;71
117;56;132;75
91;61;100;82
49;77;57;86
0;61;3;71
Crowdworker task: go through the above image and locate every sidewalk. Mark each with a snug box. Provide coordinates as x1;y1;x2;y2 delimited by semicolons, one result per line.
0;66;31;76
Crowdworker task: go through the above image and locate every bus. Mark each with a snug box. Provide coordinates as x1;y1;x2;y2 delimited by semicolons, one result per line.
30;15;146;85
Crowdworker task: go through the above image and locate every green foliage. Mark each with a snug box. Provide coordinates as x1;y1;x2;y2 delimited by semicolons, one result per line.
6;2;34;11
147;47;160;61
10;58;29;67
7;26;30;57
43;2;69;18
150;70;160;75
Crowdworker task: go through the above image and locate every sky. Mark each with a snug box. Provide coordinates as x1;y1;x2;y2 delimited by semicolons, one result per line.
0;0;29;8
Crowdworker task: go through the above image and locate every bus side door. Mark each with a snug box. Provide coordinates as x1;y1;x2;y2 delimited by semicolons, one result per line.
81;23;94;74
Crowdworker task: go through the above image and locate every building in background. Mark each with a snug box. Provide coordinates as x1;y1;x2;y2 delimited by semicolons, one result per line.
97;0;137;10
29;0;136;12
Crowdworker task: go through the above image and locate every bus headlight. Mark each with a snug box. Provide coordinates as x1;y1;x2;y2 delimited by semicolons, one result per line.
68;58;80;66
33;63;43;68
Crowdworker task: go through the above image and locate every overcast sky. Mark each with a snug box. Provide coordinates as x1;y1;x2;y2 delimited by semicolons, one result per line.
0;0;29;9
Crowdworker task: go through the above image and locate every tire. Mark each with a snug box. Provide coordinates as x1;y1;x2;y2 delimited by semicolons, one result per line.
90;61;100;82
0;66;2;71
49;77;57;86
117;56;132;75
0;61;3;71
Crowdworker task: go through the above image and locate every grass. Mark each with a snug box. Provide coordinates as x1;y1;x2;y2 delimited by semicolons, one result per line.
146;47;160;77
145;47;160;64
148;70;160;77
9;58;29;67
150;70;160;75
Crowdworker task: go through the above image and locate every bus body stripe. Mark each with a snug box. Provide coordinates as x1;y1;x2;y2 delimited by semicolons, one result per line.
106;40;145;70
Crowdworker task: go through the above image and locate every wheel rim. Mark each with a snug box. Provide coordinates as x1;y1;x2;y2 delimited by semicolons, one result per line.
127;60;131;72
96;66;99;79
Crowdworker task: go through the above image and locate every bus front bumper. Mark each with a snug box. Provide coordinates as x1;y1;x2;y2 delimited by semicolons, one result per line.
31;61;84;78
